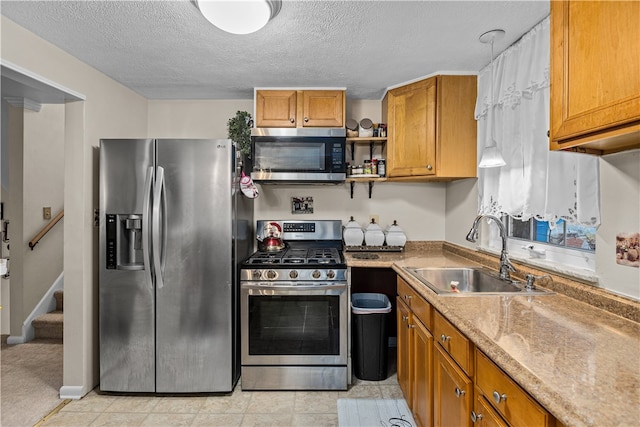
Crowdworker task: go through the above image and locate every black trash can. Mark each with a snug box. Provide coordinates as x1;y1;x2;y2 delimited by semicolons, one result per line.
351;293;392;381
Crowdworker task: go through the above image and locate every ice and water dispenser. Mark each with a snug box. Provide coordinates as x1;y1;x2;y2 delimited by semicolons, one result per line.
105;213;145;270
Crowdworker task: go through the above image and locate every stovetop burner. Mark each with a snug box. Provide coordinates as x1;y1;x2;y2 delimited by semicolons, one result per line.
245;246;343;267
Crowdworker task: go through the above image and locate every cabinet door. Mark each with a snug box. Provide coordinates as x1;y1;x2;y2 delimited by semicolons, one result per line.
473;393;508;427
386;78;437;178
412;317;433;427
255;90;297;127
397;297;412;404
434;344;473;427
300;90;345;127
550;0;640;151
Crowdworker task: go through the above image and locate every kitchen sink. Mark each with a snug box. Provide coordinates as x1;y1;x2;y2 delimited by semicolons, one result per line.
403;267;554;296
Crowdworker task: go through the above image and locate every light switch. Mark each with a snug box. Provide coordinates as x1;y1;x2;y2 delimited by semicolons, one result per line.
43;207;52;220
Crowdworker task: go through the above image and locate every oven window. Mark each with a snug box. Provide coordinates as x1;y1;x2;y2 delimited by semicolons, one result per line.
248;295;340;355
254;142;325;171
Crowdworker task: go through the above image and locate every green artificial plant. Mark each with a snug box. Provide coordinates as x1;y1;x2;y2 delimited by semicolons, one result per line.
227;110;253;156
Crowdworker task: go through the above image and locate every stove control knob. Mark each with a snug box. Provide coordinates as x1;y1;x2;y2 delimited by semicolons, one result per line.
312;270;322;279
252;270;262;280
266;270;278;280
326;270;336;279
289;270;299;279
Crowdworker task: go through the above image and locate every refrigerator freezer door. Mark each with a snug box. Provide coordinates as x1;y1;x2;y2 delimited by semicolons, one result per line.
99;139;156;392
155;139;235;393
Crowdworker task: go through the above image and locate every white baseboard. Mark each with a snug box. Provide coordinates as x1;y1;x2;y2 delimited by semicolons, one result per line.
7;273;63;343
59;385;88;400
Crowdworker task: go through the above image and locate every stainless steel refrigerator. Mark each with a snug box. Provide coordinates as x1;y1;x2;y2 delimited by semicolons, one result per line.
99;138;253;393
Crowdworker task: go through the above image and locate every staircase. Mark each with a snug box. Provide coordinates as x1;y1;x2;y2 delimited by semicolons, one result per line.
32;290;63;341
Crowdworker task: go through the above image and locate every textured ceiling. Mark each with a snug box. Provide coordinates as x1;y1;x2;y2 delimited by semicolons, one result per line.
1;0;550;100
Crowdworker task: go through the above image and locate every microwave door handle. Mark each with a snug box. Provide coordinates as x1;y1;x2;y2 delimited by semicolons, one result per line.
142;166;154;291
152;166;165;289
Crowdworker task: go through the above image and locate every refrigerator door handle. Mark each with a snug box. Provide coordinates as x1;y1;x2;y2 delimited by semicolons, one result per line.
152;166;165;289
161;171;168;275
142;166;154;290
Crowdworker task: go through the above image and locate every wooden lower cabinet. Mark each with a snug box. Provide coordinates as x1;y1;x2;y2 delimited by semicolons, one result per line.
397;298;412;402
473;392;509;427
475;350;554;427
434;343;473;427
397;297;433;427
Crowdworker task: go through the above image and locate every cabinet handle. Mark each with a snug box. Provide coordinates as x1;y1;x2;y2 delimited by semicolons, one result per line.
492;391;507;404
304;117;309;122
426;164;433;170
440;334;450;344
402;315;409;322
404;294;412;301
408;323;416;329
471;411;483;423
289;118;295;123
455;387;466;398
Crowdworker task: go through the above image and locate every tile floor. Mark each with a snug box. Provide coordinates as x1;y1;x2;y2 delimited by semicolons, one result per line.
40;375;404;427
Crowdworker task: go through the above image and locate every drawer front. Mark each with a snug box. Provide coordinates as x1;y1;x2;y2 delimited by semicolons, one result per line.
433;310;473;376
474;392;508;427
476;351;551;427
397;277;432;329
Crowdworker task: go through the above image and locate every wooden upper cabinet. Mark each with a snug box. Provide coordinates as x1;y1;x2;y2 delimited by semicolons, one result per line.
386;78;437;178
550;0;640;153
300;90;345;127
255;90;297;128
383;75;477;180
255;90;344;128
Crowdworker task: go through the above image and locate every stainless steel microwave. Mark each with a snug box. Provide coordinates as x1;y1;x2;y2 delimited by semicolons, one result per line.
250;128;346;184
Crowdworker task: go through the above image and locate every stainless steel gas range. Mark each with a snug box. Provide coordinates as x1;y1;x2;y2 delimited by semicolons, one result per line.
240;220;348;390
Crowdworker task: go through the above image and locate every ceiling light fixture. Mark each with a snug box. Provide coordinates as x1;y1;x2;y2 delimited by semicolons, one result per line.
195;0;281;35
478;29;506;168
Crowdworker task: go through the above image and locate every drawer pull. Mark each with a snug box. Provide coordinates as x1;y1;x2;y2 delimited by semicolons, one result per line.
401;315;409;322
471;411;483;423
289;118;295;123
455;387;466;398
493;390;507;404
404;294;412;301
408;324;416;329
440;334;451;344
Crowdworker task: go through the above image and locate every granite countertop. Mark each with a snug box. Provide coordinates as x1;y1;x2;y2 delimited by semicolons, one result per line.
345;243;640;427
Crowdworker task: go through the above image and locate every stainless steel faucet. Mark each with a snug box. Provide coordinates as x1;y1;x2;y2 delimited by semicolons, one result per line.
466;214;516;281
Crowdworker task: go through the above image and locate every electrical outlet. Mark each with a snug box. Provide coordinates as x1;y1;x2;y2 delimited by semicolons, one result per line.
369;214;379;224
43;207;52;220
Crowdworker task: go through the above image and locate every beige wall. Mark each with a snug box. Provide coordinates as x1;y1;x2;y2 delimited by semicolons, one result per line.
596;150;640;299
22;104;65;320
2;16;148;397
6;105;25;337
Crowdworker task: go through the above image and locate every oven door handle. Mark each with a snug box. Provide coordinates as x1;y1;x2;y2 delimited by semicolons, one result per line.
242;282;347;292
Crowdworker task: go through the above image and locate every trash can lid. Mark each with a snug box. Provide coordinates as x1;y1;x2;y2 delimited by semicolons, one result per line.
351;293;391;314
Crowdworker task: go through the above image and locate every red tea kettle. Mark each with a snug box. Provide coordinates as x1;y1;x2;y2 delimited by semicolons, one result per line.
258;222;285;252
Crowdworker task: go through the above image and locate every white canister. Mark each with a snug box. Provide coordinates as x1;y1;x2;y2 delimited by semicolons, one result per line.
364;219;385;246
385;220;407;247
343;217;364;246
358;118;374;138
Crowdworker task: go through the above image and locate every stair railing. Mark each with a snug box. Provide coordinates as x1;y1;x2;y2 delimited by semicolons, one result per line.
29;209;64;250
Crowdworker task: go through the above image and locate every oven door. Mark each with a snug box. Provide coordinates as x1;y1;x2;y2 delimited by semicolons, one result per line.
241;282;348;365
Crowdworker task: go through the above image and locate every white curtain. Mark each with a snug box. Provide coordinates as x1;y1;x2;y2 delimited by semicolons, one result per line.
475;16;600;227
